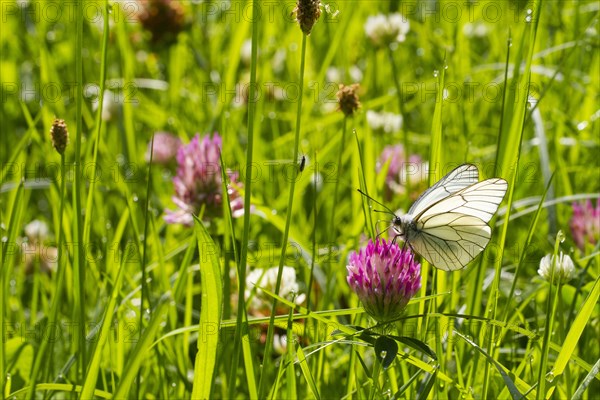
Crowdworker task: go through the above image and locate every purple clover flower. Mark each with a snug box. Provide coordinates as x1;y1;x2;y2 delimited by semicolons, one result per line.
146;132;181;164
347;238;421;323
376;144;427;201
164;133;244;226
570;199;600;251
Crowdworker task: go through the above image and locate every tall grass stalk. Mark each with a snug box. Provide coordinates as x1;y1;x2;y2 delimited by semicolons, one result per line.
82;0;108;250
258;33;308;399
229;0;260;396
536;232;564;400
72;0;87;379
0;182;24;400
135;134;154;398
330;116;347;246
26;154;67;398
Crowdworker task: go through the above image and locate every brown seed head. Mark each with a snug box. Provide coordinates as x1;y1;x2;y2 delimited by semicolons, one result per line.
336;83;361;116
294;0;321;35
137;0;185;44
50;118;69;154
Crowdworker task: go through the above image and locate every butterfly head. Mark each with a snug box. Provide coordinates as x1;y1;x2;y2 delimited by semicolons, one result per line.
392;214;417;242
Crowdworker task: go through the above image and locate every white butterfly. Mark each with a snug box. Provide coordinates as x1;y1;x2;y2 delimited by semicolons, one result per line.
363;164;508;271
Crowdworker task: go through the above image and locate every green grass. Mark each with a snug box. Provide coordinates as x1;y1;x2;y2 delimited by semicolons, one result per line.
1;0;599;399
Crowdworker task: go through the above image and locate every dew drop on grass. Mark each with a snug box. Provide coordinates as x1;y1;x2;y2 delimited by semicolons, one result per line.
1;236;6;243
433;70;439;77
547;371;555;382
557;230;565;243
132;194;139;202
380;350;387;359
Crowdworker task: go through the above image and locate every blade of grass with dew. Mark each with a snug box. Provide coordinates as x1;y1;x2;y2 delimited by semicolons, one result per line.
416;368;438;400
545;275;600;399
112;294;170;398
455;331;524;400
1;181;24;400
191;217;223;399
296;343;320;400
426;58;446;397
80;256;125;399
572;356;600;400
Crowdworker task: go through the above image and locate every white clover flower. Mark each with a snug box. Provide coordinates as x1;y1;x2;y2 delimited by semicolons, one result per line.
462;21;489;38
240;39;253;66
24;220;49;243
245;266;305;315
364;13;410;47
366;110;403;133
538;252;575;284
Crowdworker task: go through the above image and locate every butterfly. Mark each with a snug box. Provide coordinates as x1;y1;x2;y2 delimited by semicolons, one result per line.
360;164;508;271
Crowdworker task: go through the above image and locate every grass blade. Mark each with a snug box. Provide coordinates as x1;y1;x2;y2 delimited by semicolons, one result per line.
112;295;169;398
455;331;524;400
80;257;126;398
191;218;223;399
545;275;600;399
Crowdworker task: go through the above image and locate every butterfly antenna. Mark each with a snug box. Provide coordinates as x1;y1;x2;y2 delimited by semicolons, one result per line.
356;189;398;216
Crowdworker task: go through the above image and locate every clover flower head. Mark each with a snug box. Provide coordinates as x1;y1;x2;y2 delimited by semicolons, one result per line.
164;133;243;225
538;252;575;284
245;266;306;316
364;13;410;48
366;110;403;134
376;144;427;200
146;132;181;164
570;199;600;250
347;238;421;323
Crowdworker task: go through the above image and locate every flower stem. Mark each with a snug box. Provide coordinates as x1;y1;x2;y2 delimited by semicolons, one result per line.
258;33;307;398
330;116;348;244
228;1;260;397
536;234;563;400
27;154;67;398
73;0;87;379
369;352;382;400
